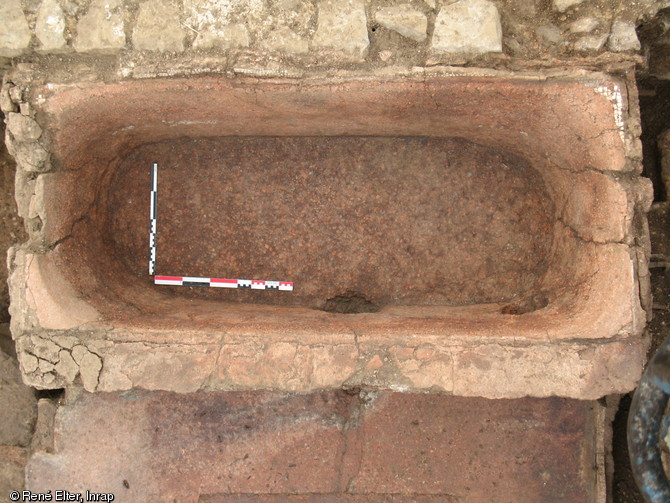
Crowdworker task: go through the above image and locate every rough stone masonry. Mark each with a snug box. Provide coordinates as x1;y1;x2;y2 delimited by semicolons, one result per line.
0;0;662;61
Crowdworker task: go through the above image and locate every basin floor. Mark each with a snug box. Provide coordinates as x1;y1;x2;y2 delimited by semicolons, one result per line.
110;136;554;309
27;391;598;502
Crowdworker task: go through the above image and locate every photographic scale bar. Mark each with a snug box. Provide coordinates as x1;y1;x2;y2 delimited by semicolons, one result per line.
155;276;294;290
149;163;294;291
149;162;157;275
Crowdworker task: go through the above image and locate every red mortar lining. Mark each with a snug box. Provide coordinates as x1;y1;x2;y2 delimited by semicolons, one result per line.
33;75;639;342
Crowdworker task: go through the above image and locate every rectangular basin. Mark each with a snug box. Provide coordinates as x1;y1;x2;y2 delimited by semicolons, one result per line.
6;70;651;398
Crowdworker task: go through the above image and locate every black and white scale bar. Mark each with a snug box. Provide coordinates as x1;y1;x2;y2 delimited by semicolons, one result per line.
155;276;294;291
149;162;158;275
149;162;293;291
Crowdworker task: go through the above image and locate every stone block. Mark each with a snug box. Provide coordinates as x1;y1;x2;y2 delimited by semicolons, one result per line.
31;399;57;453
312;0;369;57
193;24;250;49
609;21;641;52
432;0;502;54
0;0;31;57
25;390;601;502
35;0;67;52
374;4;428;42
73;0;125;52
132;0;185;52
260;27;309;53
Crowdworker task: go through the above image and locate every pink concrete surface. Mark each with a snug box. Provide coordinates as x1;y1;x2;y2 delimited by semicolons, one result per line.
27;390;597;503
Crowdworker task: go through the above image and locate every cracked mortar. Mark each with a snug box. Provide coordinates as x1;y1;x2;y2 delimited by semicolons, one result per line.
18;334;103;391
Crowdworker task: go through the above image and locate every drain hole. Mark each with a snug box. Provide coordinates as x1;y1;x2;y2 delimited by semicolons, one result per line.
501;293;549;315
321;291;380;314
35;388;65;400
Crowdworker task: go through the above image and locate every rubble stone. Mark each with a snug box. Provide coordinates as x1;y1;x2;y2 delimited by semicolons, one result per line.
260;27;309;53
20;353;38;374
574;34;608;52
537;25;562;44
6;139;49;172
38;359;55;373
569;17;600;33
73;0;126;52
132;0;185;52
35;0;67;52
79;351;102;392
193;24;249;49
608;21;641;52
312;0;369;57
71;345;88;365
55;350;78;383
0;87;17;114
553;0;585;12
432;0;502;54
6;114;42;142
0;0;31;57
375;3;428;42
29;336;60;363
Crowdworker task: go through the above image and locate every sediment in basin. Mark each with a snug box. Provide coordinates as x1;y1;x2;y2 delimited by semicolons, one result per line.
110;136;554;309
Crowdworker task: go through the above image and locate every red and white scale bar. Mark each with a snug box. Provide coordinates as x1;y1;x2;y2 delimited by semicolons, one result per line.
149;162;294;292
155;276;294;291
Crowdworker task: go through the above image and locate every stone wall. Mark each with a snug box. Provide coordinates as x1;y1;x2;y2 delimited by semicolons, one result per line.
0;0;665;69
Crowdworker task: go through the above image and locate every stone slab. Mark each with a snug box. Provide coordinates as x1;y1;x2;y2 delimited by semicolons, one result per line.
26;390;600;502
312;0;369;57
35;0;67;52
432;0;502;54
73;0;125;52
375;4;428;42
0;0;31;57
132;0;185;52
608;21;641;52
202;497;452;502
